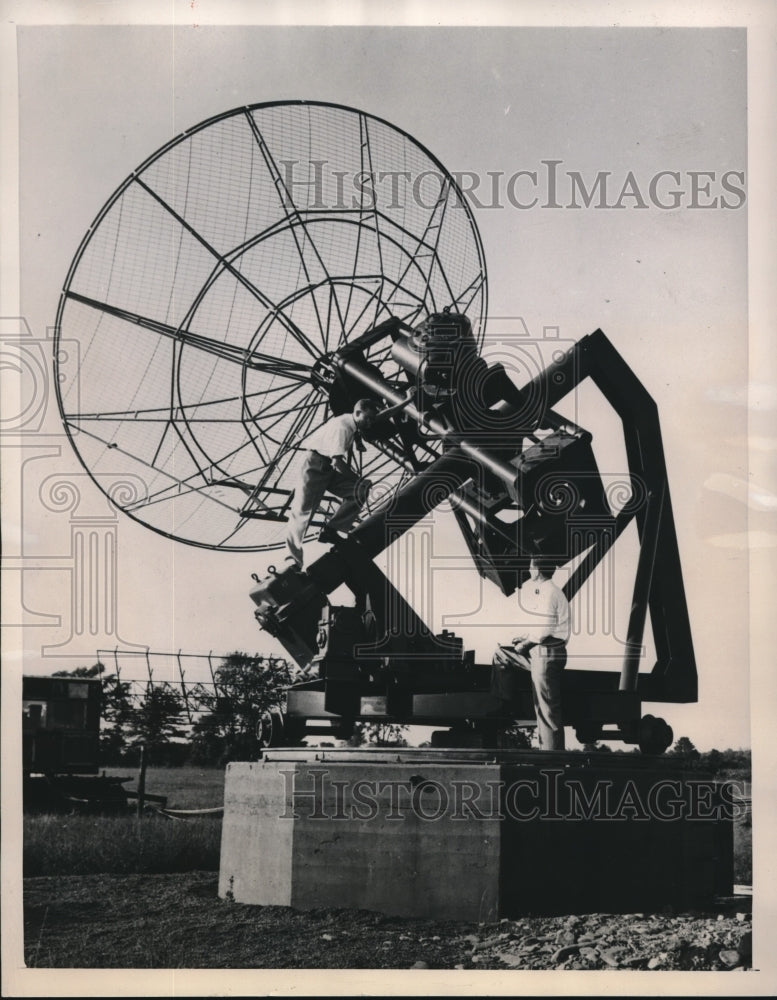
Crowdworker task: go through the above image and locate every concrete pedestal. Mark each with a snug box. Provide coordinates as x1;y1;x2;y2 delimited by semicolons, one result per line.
219;749;734;920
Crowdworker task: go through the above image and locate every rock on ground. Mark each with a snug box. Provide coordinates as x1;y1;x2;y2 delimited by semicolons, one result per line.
23;873;753;971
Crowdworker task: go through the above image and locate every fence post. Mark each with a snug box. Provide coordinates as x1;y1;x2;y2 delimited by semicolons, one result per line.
137;744;147;818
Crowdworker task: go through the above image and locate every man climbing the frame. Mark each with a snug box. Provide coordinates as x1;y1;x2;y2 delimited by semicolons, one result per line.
491;555;571;750
285;395;411;568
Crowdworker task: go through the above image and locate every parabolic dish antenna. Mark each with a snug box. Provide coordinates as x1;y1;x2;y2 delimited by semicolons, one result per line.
54;101;488;550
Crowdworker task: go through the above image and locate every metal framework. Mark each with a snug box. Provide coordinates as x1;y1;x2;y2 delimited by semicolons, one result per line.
95;647;304;725
249;312;696;752
55;101;696;753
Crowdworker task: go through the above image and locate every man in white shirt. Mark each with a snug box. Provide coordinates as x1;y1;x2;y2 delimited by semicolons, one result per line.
491;556;571;749
285;398;380;567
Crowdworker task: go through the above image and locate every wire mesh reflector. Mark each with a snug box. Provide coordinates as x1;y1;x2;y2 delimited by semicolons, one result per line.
55;101;488;550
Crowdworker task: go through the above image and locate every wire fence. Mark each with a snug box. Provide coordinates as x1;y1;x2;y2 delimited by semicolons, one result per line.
95;647;296;728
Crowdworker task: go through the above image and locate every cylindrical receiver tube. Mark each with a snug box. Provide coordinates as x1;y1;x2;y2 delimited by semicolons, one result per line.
338;354;523;498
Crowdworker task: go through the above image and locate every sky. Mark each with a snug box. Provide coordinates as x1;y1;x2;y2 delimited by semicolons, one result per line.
0;18;764;760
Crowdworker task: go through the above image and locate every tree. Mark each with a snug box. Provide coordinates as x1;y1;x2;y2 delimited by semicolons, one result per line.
99;672;135;763
347;722;409;747
191;652;298;764
52;663;104;679
126;685;186;761
668;735;700;762
500;724;533;750
698;746;750;778
189;708;226;765
698;747;723;775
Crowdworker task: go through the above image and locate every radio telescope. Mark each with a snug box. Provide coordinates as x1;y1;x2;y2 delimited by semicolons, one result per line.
54;101;487;550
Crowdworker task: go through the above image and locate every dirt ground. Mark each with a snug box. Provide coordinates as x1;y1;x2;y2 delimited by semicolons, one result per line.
23;872;752;971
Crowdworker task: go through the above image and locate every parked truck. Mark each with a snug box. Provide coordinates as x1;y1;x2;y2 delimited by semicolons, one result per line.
22;674;131;812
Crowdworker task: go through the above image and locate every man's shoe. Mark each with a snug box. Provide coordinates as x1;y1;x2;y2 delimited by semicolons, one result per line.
317;525;344;544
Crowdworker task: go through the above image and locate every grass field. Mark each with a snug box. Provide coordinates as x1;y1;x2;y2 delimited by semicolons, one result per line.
102;764;227;809
23;766;226;878
22;764;753;883
23;813;223;877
